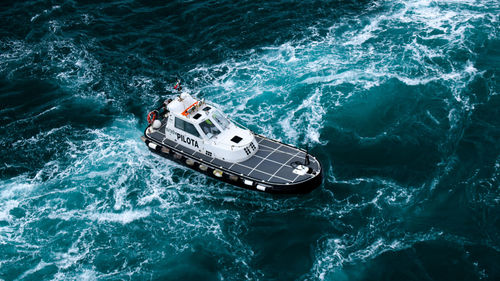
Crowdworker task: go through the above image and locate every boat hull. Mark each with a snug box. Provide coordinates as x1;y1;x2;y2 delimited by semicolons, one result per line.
143;128;322;194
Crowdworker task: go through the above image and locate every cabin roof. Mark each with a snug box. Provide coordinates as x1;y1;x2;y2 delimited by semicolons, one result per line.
167;93;198;115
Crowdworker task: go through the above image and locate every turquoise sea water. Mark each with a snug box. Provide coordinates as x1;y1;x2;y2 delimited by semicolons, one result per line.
1;0;499;280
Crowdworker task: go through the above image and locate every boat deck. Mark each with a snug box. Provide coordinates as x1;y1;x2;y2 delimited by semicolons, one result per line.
146;119;320;185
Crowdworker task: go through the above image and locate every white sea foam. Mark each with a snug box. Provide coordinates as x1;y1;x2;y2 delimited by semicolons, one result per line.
279;87;327;144
53;229;91;271
15;260;52;281
0;200;19;222
1;114;255;280
310;230;443;280
91;209;151;224
426;110;441;125
0;180;35;200
12;123;71;148
188;43;331;146
185;0;494;151
0;32;102;96
1;0;498;279
304;0;499;276
30;5;61;22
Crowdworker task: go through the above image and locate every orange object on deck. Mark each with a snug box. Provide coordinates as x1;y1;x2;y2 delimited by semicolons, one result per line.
181;101;199;116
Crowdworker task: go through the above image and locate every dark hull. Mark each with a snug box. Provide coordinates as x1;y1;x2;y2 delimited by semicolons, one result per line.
143;127;322;194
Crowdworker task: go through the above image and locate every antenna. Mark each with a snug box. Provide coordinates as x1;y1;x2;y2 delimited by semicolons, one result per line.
174;78;182;92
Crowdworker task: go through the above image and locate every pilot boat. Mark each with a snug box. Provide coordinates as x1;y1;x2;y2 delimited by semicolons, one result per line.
141;91;322;194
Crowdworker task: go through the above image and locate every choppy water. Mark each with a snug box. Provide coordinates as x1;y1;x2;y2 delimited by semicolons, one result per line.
1;0;499;280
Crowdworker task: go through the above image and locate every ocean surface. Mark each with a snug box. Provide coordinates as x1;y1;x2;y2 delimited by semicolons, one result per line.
1;0;499;280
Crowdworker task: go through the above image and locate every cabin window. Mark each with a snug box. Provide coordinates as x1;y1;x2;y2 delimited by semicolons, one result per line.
212;110;230;130
175;117;200;138
199;119;221;139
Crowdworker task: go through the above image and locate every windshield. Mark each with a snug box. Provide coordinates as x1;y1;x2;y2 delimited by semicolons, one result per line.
212;110;230;130
199;119;221;139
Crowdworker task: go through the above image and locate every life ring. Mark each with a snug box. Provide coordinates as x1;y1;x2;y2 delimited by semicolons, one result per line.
147;110;158;124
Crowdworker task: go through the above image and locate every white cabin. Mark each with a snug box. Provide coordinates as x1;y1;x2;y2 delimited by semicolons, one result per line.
158;93;258;162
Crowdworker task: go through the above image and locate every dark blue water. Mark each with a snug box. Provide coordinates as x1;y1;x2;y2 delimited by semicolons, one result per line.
1;0;499;280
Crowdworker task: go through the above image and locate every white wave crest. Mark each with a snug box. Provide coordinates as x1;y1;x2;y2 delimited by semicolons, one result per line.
90;209;151;224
